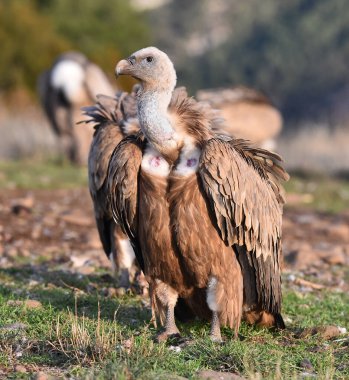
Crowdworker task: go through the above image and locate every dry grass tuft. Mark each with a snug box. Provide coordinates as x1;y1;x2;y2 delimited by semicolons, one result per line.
48;299;119;365
0;329;34;366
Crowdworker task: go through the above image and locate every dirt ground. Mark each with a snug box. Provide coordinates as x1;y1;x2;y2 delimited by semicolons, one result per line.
1;188;348;292
0;187;348;379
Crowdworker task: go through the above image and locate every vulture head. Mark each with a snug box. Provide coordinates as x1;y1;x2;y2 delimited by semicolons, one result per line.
116;47;181;160
116;47;177;93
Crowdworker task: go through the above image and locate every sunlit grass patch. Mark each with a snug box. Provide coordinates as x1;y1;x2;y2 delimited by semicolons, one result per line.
0;266;348;379
0;159;87;189
285;173;349;213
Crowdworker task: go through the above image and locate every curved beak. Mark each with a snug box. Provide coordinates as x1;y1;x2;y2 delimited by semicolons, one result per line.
115;59;130;76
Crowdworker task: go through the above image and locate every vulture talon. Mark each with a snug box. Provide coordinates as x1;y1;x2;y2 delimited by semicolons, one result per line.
155;331;181;343
209;334;224;344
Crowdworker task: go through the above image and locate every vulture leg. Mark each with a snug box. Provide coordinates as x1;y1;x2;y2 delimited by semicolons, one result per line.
206;270;242;341
59;133;77;163
155;304;180;342
153;281;181;342
210;311;222;342
111;226;136;289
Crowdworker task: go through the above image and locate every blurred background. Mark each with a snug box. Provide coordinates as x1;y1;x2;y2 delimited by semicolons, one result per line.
0;0;349;201
0;0;349;166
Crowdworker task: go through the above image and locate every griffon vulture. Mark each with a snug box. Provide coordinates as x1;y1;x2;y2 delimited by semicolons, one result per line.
82;87;141;289
83;85;193;292
197;86;282;150
38;51;115;164
108;47;288;341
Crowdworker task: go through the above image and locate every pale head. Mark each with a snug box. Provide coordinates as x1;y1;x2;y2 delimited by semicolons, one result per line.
116;47;177;92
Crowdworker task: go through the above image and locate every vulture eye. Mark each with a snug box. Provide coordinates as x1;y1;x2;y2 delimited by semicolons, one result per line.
146;56;153;63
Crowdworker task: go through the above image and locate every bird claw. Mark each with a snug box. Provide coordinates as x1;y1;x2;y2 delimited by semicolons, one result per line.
209;333;224;343
154;331;181;343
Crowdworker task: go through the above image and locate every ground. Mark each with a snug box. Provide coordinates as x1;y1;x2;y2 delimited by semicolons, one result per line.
0;161;348;379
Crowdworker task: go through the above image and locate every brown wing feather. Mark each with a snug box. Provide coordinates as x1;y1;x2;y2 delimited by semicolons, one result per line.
88;123;122;258
199;137;288;314
83;88;140;194
84;90;138;262
107;133;144;270
88;122;123;196
84;96;125;258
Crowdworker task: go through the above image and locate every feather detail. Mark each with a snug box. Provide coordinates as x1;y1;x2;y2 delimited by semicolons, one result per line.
199;136;288;314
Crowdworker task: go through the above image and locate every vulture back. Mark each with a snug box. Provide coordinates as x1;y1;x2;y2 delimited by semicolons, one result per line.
197;87;282;148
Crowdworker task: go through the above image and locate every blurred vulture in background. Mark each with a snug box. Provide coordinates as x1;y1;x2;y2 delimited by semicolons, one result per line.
38;51;115;164
197;87;282;150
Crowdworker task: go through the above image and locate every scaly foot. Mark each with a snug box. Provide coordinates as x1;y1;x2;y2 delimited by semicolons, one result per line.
155;329;181;343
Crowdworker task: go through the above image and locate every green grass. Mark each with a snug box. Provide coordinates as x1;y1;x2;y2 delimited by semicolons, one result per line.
285;173;349;213
1;159;349;213
0;263;348;379
0;159;87;189
1;160;348;378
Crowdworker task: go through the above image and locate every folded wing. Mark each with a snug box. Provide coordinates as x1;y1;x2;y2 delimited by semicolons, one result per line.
199;137;289;314
107;134;145;270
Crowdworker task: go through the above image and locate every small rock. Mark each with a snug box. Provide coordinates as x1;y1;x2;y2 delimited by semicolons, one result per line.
0;323;27;331
299;358;314;372
83;230;103;249
33;371;49;380
327;223;349;241
63;230;79;241
300;372;316;378
283;316;293;324
14;364;27;373
60;212;93;227
103;287;125;298
70;254;93;268
7;300;24;307
11;196;34;215
122;338;133;354
31;224;42;239
25;300;43;309
168;345;182;353
18;248;31;258
7;300;42;309
322;246;346;265
296;325;344;340
6;247;18;258
28;280;40;287
294;214;316;224
78;266;95;275
42;227;52;238
197;370;245;380
115;287;126;296
284;246;317;270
